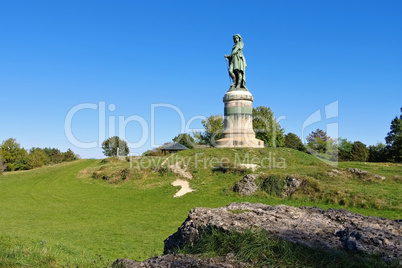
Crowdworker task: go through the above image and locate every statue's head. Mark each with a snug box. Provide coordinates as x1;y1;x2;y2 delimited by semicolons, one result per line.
233;34;242;42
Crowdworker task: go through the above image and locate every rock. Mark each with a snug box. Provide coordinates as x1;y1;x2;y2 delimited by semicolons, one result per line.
237;164;260;172
346;168;370;177
335;228;362;251
164;202;402;263
233;174;258;196
374;174;386;180
283;176;302;197
327;169;344;177
346;168;386;181
112;253;245;268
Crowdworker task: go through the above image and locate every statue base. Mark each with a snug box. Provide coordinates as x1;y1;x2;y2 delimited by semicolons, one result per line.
215;89;264;148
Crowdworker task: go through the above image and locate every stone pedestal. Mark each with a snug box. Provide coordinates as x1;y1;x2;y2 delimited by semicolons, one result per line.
215;89;264;148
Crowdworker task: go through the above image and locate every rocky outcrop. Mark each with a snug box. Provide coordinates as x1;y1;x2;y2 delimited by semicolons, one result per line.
164;202;402;263
282;176;302;197
233;174;258;196
112;254;244;268
346;168;386;180
327;168;386;180
234;174;302;197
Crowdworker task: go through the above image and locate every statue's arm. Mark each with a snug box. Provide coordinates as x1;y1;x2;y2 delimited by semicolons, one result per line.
229;43;243;57
225;42;244;59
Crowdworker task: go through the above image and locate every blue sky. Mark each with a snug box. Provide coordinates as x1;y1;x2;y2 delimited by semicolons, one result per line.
1;0;401;158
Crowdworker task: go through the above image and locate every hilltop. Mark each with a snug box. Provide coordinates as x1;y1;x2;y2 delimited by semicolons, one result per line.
0;148;401;267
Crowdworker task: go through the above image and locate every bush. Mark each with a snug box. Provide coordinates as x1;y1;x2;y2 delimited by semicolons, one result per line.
142;148;164;156
62;149;79;162
261;175;286;197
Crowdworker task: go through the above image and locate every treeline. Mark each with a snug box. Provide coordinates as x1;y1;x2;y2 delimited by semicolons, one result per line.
0;138;79;173
166;106;401;163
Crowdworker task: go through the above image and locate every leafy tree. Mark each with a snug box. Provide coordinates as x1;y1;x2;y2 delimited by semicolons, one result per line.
43;147;63;164
101;137;129;157
385;107;402;162
252;106;284;147
284;133;306;152
368;142;387;162
27;149;50;169
338;138;353;161
194;115;224;147
173;133;195;149
350;141;369;162
62;149;79;162
306;129;335;154
29;148;51;165
0;138;28;171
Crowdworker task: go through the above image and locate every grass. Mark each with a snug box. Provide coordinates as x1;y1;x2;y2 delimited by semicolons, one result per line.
175;228;401;268
0;234;106;267
0;148;401;266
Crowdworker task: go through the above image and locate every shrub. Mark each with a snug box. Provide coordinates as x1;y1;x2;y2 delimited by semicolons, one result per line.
261;175;286;197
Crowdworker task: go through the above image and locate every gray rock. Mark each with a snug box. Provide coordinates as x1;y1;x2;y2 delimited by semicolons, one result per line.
346;168;386;180
164;202;402;263
283;176;302;197
112;253;245;268
233;174;258;196
346;168;370;177
327;169;344;177
374;174;386;180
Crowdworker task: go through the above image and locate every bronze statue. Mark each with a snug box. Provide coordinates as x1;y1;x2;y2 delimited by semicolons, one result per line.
225;34;247;90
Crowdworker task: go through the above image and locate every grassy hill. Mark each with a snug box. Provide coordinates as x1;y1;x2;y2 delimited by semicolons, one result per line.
0;148;401;267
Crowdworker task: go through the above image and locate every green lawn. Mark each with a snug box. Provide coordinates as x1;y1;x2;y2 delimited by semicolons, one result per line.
0;148;401;267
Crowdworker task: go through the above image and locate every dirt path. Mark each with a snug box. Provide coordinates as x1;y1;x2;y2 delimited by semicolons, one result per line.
171;179;194;198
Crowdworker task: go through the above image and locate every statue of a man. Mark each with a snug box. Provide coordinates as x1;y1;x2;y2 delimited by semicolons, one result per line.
225;34;247;90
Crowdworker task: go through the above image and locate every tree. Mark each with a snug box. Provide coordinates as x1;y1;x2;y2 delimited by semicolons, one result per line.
194;115;224;147
350;141;369;162
284;133;306;152
338;138;353;161
368;143;387;162
173;133;195;149
29;148;51;165
306;129;335;154
43;147;63;164
101;136;129;157
62;149;79;162
0;138;28;171
385;107;402;162
252;106;284;147
27;149;50;169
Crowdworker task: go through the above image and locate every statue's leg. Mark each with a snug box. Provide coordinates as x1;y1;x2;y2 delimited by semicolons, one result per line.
229;64;235;87
237;71;243;88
